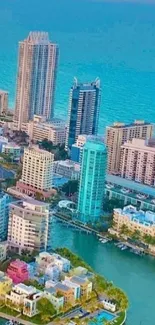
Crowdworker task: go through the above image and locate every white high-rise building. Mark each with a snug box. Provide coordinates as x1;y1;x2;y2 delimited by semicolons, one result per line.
17;146;54;198
105;120;154;175
14;32;59;130
7;198;50;253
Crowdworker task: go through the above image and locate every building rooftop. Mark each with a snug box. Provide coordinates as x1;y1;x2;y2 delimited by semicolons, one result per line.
55;282;71;292
52;253;70;264
72;78;100;91
54;159;80;169
84;137;106;151
4;142;21;149
107;120;152;129
25;145;53;157
106;174;155;198
14;283;35;294
11;198;49;209
71;276;88;285
115;205;155;226
121;138;155;152
44;287;56;295
9;259;27;269
27;31;49;43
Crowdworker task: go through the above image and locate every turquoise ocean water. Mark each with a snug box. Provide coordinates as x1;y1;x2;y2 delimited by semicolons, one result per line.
0;0;155;132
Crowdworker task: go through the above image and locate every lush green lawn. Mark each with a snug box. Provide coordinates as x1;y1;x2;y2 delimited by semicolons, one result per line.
21;313;56;325
21;313;43;324
0;305;19;316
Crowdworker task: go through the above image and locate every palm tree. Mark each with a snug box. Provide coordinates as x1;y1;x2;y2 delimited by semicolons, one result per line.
120;224;129;236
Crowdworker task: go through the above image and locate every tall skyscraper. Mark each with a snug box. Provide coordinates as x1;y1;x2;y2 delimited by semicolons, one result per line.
105;120;154;175
78;137;107;223
0;90;8;116
65;78;101;149
16;146;54;198
14;32;59;130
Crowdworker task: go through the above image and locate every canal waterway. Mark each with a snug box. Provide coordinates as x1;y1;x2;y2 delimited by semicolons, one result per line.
51;220;155;325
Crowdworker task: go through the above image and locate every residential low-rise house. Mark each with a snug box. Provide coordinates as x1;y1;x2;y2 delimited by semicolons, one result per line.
54;282;75;305
44;287;64;311
52;254;71;272
36;252;55;272
0;271;12;296
113;205;155;238
45;280;59;289
45;264;60;281
70;266;88;277
7;259;29;284
62;279;80;300
36;252;70;273
5;283;43;317
69;276;92;298
101;294;116;312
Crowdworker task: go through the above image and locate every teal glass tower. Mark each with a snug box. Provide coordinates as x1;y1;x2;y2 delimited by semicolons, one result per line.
78;137;107;223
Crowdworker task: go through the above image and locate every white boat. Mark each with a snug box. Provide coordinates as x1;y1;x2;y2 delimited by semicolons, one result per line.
121;245;127;251
101;239;109;244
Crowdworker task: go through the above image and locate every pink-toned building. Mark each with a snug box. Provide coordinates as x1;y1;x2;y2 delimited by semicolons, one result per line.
120;138;155;186
7;260;29;284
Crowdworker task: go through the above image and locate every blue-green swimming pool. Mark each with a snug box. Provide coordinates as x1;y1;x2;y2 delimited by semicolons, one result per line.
90;310;115;324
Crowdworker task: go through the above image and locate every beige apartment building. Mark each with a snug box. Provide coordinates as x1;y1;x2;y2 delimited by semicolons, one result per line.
0;90;8;116
105;120;154;174
7;199;50;252
120;138;155;186
14;32;59;130
16;146;54;198
113;205;155;238
27;115;66;145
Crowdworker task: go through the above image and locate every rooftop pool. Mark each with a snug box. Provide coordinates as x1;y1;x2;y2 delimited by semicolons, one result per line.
89;310;115;324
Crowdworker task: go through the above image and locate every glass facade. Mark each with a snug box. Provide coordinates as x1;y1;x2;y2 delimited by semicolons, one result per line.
66;79;101;149
78;138;107;223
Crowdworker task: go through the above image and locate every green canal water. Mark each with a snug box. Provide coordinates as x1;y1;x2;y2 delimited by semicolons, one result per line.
1;220;154;325
52;221;155;325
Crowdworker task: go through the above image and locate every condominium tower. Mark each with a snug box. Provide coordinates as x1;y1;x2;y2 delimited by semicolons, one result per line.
65;78;101;149
0;91;8;116
17;146;54;198
7;199;50;253
0;193;11;241
14;32;59;130
105;120;154;175
120;138;155;186
78;137;107;223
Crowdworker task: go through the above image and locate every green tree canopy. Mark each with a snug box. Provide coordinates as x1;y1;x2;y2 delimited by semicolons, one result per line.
62;180;78;196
